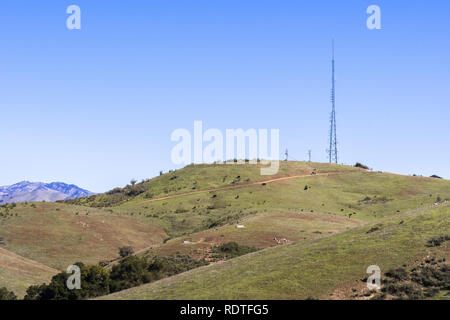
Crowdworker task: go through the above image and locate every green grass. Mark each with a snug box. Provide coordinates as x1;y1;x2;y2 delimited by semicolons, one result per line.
66;161;359;208
93;163;450;239
1;161;449;299
100;204;450;300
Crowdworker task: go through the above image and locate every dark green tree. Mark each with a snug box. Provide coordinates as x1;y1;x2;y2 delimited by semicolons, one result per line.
110;256;154;293
0;287;17;300
24;263;110;300
119;246;134;258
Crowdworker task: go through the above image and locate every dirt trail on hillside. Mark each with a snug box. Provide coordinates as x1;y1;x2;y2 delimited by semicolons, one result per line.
111;170;359;262
135;171;341;205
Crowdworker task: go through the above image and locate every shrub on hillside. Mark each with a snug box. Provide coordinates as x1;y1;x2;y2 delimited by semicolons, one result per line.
366;224;382;234
354;162;369;170
385;268;409;281
24;253;208;299
426;235;450;247
110;256;155;293
148;254;208;277
372;257;450;300
24;263;110;300
66;179;149;207
211;242;259;259
108;254;208;293
119;246;134;258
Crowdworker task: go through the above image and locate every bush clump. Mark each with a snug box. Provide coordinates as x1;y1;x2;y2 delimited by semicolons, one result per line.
0;287;17;300
371;257;450;300
366;224;382;234
119;246;135;258
24;253;207;300
426;235;450;247
25;262;110;300
354;162;369;170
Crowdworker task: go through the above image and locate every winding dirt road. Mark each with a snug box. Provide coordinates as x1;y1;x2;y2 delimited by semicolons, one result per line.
136;171;340;205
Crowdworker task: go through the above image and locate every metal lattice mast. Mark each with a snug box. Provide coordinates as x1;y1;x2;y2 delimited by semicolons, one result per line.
328;40;338;164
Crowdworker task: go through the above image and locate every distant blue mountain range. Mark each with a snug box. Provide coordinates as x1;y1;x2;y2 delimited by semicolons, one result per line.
0;181;94;204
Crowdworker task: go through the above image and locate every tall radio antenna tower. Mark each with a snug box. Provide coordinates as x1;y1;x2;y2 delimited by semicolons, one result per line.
328;39;338;164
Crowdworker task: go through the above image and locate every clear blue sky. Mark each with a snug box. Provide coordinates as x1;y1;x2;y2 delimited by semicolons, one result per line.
0;0;449;192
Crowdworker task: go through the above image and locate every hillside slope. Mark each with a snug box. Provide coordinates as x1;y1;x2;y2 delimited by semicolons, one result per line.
138;210;364;262
2;162;449;299
0;202;167;270
92;162;450;299
0;247;57;298
81;162;450;240
67;162;358;208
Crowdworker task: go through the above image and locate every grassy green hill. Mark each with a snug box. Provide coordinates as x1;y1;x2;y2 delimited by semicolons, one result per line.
1;161;449;299
95;162;449;299
67;162;347;208
100;203;450;300
67;162;450;239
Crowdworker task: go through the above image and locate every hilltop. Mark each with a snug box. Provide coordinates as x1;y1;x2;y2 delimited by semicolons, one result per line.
95;161;450;300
